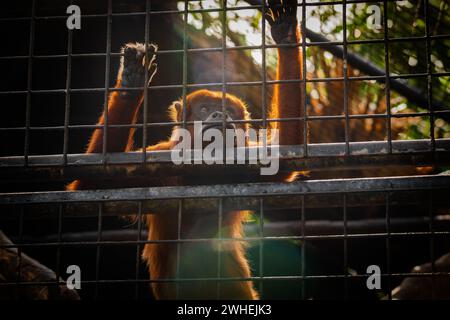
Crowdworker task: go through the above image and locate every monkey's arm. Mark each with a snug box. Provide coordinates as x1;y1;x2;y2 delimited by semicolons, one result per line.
266;0;303;146
67;43;157;190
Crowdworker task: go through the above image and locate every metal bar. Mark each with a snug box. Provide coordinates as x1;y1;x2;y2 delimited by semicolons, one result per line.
181;1;188;134
0;152;449;184
23;0;36;166
15;206;24;299
343;193;349;299
102;0;113;165
217;198;223;299
2;190;449;219
1;138;448;166
258;198;264;297
1;270;449;287
261;0;267;133
424;0;435;151
0;71;448;90
343;0;349;156
428;189;436;299
383;0;393;154
3;110;450;133
3;109;450;133
176;199;182;299
385;192;392;300
260;0;268;189
94;203;103;299
221;0;227;165
0;1;388;23
1;34;449;60
301;195;306;299
135;201;143;299
15;216;449;244
0;71;446;89
63;3;73;165
55;204;63;295
302;0;308;157
425;0;436;299
2;231;450;250
1;175;449;205
142;0;151;165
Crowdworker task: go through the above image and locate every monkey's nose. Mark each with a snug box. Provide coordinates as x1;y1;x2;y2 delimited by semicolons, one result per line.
210;111;223;119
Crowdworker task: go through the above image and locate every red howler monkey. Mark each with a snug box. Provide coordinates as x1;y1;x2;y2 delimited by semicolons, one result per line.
67;0;302;300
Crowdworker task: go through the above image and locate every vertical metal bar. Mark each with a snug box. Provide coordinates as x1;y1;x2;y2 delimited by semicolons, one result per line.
102;0;113;164
24;0;36;165
424;0;435;151
142;0;151;164
182;1;188;130
428;189;435;299
261;0;267;132
55;204;64;294
217;198;223;299
383;0;392;154
301;195;306;300
343;193;348;299
343;0;350;155
15;206;25;299
94;202;103;299
221;0;227;159
178;3;187;298
301;0;308;157
63;2;74;165
176;199;183;299
258;198;264;298
135;201;143;299
385;192;392;300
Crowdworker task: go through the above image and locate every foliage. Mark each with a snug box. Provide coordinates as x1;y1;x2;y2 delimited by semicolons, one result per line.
179;0;449;139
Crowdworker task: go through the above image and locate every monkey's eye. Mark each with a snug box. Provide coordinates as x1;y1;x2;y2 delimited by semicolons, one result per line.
226;108;235;116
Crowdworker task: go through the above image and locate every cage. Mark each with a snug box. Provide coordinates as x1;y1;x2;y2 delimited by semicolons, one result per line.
0;0;449;300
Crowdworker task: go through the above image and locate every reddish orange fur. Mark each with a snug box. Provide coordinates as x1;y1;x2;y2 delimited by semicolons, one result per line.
67;25;302;299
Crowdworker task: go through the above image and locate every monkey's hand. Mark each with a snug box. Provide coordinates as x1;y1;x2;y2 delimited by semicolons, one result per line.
265;0;298;44
119;42;158;93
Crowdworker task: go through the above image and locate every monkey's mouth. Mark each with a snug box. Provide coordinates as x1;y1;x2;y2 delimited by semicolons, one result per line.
202;123;236;134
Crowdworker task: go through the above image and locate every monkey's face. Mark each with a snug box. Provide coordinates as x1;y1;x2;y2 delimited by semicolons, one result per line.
188;96;247;146
170;90;250;147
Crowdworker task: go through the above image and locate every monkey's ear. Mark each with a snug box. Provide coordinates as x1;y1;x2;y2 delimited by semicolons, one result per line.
168;100;183;122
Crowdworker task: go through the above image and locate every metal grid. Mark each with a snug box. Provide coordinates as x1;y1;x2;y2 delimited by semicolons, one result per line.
0;0;449;300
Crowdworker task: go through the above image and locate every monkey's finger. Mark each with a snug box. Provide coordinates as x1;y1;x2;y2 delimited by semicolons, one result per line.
265;8;276;26
142;53;157;68
285;0;298;16
122;44;138;63
263;0;275;25
268;0;281;20
147;43;158;56
147;63;158;87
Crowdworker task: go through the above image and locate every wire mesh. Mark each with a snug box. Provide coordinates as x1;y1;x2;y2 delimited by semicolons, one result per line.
0;0;449;300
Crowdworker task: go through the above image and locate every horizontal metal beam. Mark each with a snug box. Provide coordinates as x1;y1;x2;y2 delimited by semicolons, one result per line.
2;190;448;219
0;175;449;209
0;140;449;183
14;215;450;243
2;139;448;166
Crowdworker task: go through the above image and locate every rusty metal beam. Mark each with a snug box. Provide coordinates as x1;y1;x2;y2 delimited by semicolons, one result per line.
0;140;449;183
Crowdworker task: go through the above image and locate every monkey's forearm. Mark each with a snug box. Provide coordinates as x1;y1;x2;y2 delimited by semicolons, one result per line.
66;89;142;191
274;28;303;146
85;89;143;154
85;42;157;154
